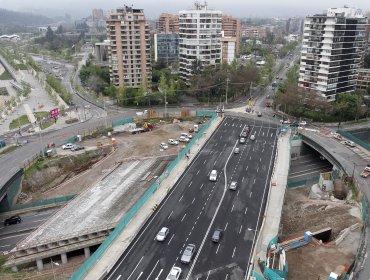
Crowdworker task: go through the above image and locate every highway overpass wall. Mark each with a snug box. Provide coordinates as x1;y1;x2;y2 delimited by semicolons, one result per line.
0;169;23;212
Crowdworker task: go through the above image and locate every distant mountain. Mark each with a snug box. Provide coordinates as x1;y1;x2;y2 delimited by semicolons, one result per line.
0;8;53;27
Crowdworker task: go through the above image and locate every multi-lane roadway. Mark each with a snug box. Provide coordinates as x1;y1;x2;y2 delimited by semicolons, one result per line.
0;208;57;252
105;116;278;280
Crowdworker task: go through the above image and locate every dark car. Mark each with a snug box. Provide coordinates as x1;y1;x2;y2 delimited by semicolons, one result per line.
212;229;223;243
4;215;21;226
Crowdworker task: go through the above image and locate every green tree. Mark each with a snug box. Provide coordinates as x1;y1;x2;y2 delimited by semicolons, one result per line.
367;86;370;95
158;73;168;93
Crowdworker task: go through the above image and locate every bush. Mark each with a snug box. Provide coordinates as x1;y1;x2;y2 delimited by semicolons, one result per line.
65;118;79;124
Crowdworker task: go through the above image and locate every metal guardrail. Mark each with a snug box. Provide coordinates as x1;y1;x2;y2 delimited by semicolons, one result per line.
71;111;217;280
338;130;370;152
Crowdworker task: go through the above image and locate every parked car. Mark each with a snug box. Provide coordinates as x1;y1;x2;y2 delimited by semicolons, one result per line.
178;136;190;142
181;244;196;264
209;170;218;181
212;228;223;243
4;215;21;226
168;139;179;145
62;143;74;150
156;227;169;242
344;140;355;147
160;143;169;150
71;145;84;152
239;137;246;144
181;133;192;139
229;181;238;190
165;267;182;280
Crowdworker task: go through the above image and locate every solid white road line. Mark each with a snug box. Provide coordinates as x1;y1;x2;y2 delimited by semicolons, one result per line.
185;138;239;280
126;256;144;280
116;275;122;280
147;260;159;279
0;232;30;241
136;272;143;279
205;271;211;280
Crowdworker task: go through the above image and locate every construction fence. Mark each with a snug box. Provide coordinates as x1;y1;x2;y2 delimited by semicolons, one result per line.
338;130;370;152
287;176;320;188
71;111;217;280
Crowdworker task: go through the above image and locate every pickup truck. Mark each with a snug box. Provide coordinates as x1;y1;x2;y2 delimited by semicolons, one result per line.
361;167;370;178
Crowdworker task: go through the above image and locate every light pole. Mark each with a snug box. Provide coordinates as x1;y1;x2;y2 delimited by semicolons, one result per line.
225;77;230;105
164;89;167;118
50;258;59;280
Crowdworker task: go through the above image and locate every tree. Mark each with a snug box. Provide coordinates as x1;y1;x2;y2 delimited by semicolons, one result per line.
56;25;63;34
118;86;127;106
191;59;202;75
158;73;167;93
367;86;370;95
45;26;55;42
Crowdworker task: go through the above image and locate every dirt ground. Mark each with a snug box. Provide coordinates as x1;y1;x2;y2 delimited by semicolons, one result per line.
281;186;362;279
26;120;198;200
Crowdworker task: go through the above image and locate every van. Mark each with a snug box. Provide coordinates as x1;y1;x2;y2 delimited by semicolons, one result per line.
209;170;217;181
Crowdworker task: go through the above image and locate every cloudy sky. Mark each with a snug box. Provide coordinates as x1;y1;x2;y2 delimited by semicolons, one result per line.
0;0;369;19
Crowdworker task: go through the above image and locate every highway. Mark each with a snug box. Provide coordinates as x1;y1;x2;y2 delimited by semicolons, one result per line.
0;208;57;252
105;116;278;280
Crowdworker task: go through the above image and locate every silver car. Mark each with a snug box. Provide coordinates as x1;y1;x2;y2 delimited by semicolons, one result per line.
229;181;238;190
181;244;196;264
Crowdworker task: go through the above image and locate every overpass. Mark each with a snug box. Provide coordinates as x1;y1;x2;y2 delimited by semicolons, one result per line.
299;129;370;279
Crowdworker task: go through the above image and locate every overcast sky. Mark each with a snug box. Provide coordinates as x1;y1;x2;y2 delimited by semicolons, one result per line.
0;0;369;19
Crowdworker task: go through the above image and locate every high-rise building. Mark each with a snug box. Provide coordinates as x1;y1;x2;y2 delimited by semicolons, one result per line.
106;6;151;88
299;7;367;100
157;13;179;33
178;2;222;83
154;33;179;63
222;16;240;54
92;9;104;21
221;36;237;64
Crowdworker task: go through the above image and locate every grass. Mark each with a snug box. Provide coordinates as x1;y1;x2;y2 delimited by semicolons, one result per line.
0;71;12;80
15;64;28;70
9;115;30;130
0;145;18;155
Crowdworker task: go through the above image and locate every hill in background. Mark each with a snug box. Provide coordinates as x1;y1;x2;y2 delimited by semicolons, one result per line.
0;8;53;34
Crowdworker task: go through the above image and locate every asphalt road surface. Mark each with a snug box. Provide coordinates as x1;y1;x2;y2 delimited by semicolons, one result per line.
0;208;57;252
105;116;278;280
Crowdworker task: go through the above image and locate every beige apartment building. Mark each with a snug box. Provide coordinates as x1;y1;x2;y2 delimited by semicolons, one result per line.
106;6;151;88
222;16;241;54
157;13;179;33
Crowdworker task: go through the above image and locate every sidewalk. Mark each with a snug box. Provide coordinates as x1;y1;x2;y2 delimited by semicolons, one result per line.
253;132;291;275
80;116;222;280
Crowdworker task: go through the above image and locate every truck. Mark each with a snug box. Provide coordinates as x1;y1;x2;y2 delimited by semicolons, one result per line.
129;122;153;134
361;166;370;178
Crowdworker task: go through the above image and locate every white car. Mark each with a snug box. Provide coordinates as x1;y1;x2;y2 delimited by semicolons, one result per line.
168;139;179;145
229;181;238;190
344;140;355;147
62;143;74;150
181;132;192;139
166;267;182;280
160;143;169;150
178;136;190;142
299;121;307;126
156;227;169;242
209;170;217;181
250;134;255;141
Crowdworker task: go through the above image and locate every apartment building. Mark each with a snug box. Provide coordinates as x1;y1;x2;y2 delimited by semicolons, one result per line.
299;7;367;100
154;33;179;63
357;68;370;91
106;6;151;88
221;36;237;64
222;16;240;53
240;25;267;39
157;13;179;33
178;2;222;83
